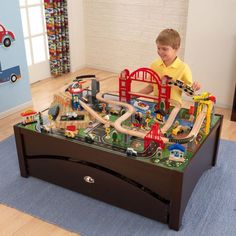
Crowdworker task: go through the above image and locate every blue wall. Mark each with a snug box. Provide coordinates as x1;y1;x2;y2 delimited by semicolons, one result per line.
0;0;32;114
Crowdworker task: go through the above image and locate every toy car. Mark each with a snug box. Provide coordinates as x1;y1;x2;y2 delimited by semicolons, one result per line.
0;24;15;47
172;125;184;136
134;101;149;111
126;147;138;157
0;62;21;83
65;125;78;138
84;134;95;143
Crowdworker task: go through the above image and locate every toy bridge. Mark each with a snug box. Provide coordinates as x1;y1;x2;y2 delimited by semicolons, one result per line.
144;123;164;149
119;68;171;110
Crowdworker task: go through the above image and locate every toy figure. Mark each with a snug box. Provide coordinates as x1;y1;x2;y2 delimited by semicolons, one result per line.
134;112;143;124
146;110;152;119
72;94;80;110
154;109;166;123
105;124;111;139
188;105;195;123
145;117;151;129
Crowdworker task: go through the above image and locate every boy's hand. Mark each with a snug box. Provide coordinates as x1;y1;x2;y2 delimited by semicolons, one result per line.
192;81;201;91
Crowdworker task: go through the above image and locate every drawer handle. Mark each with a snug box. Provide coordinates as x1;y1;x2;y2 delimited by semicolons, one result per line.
84;176;95;184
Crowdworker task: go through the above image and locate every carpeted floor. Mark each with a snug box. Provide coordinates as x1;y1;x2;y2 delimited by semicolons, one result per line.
0;136;236;236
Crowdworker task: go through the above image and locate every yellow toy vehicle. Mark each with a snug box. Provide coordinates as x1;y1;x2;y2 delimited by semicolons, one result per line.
172;125;184;136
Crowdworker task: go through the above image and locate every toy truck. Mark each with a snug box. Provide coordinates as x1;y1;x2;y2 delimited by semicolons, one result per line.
0;62;21;83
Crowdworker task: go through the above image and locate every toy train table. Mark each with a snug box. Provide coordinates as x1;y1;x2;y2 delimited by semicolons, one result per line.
14;68;222;231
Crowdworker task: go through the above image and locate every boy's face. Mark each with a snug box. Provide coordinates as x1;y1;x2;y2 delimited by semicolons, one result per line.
157;43;178;65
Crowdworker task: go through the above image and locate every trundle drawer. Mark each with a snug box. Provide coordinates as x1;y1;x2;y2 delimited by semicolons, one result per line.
27;157;169;223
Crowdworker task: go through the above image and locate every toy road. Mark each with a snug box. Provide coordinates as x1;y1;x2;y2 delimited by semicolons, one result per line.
96;91;208;143
160;99;181;134
79;90;211;145
96;92;147;138
79;91;146;139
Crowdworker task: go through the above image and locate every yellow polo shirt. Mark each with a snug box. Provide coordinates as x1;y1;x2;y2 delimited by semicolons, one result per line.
151;57;193;104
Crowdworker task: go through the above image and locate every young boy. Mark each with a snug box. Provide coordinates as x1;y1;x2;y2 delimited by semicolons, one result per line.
140;28;200;104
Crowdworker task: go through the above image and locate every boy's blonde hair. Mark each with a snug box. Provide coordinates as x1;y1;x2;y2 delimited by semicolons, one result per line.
156;29;181;49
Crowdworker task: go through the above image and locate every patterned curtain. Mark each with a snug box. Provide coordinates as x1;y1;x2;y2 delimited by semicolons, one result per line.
44;0;70;76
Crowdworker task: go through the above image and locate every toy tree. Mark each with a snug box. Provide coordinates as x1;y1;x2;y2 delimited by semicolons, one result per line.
112;131;118;142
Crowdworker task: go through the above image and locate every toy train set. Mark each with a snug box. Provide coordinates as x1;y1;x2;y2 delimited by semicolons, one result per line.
19;67;219;170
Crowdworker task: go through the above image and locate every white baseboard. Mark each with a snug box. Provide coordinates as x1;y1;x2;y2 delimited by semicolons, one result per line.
0;100;33;119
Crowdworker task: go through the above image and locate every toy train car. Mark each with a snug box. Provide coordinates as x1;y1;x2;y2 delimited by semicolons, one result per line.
168;78;194;96
184;85;194;96
84;133;95;143
174;79;184;88
167;78;183;87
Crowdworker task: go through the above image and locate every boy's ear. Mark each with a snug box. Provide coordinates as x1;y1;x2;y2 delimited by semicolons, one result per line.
175;47;180;53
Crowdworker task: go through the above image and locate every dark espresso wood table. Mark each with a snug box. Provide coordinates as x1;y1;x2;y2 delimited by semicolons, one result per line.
14;114;222;230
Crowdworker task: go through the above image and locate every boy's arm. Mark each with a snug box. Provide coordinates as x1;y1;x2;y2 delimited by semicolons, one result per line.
138;84;153;95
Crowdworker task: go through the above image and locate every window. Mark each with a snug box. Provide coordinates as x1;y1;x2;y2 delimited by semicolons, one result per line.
161;88;166;93
19;0;49;66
